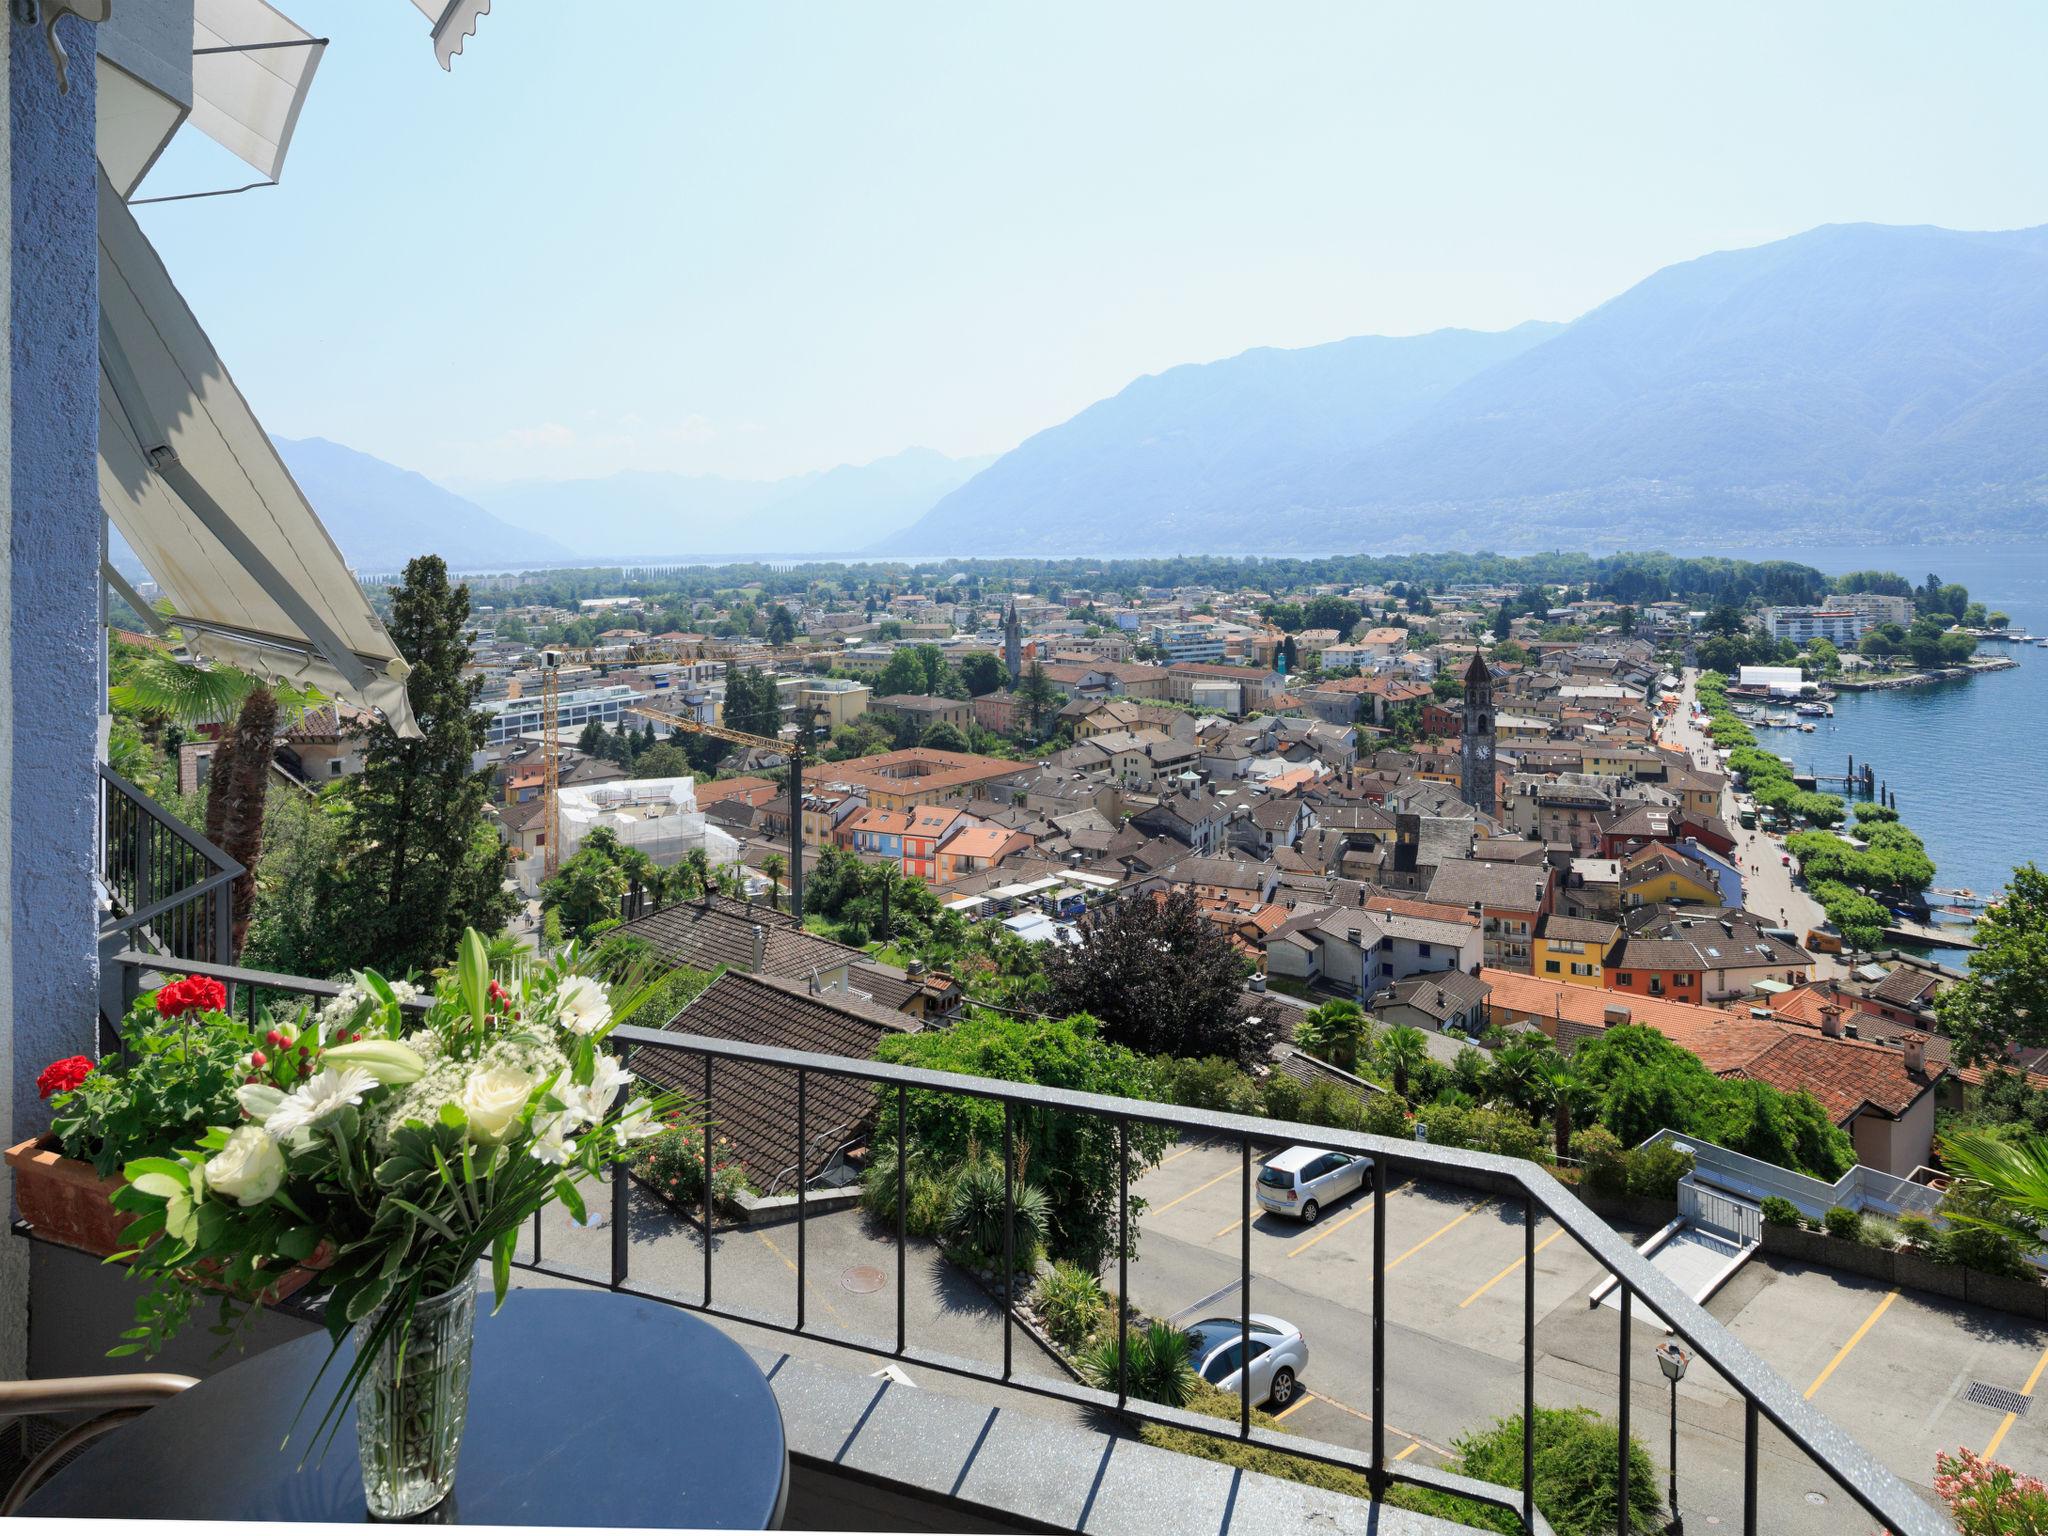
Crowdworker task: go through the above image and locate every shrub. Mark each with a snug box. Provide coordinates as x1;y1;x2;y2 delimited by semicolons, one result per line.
1157;1055;1259;1114
1934;1447;2048;1536
1934;1183;2037;1280
1572;1125;1628;1197
1862;1216;1901;1250
1361;1090;1411;1139
1032;1260;1107;1351
1625;1142;1693;1201
1453;1408;1664;1536
944;1155;1050;1269
1079;1322;1196;1408
1898;1213;1942;1254
1822;1205;1864;1242
1760;1196;1803;1228
908;1172;953;1238
635;1122;753;1215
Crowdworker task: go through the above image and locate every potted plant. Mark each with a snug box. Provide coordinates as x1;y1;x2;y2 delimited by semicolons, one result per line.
107;931;680;1520
7;974;250;1255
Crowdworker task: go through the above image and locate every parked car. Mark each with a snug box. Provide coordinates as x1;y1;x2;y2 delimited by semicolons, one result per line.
1255;1144;1372;1224
1183;1315;1310;1407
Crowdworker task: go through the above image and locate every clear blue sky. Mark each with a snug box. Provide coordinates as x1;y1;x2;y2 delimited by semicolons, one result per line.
135;2;2048;488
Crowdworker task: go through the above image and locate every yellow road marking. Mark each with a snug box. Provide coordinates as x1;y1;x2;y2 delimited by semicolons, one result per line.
1151;1165;1238;1217
1157;1143;1199;1169
1803;1289;1898;1400
1286;1180;1411;1258
1384;1200;1487;1274
1983;1339;2048;1460
1395;1441;1420;1462
1271;1391;1314;1423
1300;1388;1454;1459
1216;1214;1247;1237
753;1229;848;1327
1461;1228;1567;1308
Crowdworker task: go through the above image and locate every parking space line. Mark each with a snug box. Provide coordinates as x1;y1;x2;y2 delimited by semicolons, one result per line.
1803;1289;1898;1400
1384;1199;1488;1274
1151;1165;1238;1216
1983;1339;2048;1460
1285;1181;1410;1258
1460;1227;1566;1308
1156;1144;1199;1169
1271;1391;1314;1423
1394;1441;1420;1462
1304;1388;1454;1459
753;1228;849;1328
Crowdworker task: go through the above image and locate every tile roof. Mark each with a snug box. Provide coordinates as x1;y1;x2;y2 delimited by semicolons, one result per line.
1730;1031;1940;1122
637;971;917;1190
617;893;866;980
1425;858;1552;912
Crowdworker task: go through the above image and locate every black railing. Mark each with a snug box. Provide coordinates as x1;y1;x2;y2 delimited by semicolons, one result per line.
97;764;240;970
106;950;434;1039
99;951;1949;1536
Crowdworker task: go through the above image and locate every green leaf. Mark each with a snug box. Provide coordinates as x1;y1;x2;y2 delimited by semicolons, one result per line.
438;1100;468;1130
130;1171;187;1201
555;1177;586;1224
343;1271;394;1324
386;1198;458;1242
491;1228;513;1308
276;1225;322;1262
121;1156;189;1183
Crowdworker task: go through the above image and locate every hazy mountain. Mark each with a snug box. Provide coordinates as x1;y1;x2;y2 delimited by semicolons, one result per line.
465;447;995;559
882;222;2048;555
273;436;573;574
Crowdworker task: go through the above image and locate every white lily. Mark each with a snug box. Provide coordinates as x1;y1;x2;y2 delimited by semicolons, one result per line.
554;975;613;1037
613;1098;663;1144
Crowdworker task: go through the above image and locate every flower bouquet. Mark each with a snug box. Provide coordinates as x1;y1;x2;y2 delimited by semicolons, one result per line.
109;931;674;1518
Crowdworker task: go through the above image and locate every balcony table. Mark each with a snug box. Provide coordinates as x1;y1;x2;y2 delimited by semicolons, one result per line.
17;1288;788;1527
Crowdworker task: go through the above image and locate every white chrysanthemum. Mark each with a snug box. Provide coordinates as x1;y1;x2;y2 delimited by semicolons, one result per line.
262;1066;380;1140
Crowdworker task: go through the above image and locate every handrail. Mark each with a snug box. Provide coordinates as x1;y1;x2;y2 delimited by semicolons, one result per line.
96;763;243;968
97;950;1952;1535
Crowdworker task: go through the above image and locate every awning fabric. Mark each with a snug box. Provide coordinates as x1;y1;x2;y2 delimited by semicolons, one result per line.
412;0;492;69
96;168;421;736
189;0;327;185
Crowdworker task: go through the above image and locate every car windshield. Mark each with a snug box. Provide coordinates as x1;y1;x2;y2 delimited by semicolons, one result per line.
1185;1319;1273;1356
1257;1165;1296;1188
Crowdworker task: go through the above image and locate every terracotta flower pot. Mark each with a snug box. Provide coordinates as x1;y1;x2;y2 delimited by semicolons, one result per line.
4;1136;133;1256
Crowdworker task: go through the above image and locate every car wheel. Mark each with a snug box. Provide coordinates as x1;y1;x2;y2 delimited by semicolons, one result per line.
1269;1368;1296;1407
1300;1199;1320;1225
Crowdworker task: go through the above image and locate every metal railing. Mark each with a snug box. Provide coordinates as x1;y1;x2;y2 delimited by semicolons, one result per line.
106;950;434;1038
97;764;241;967
98;951;1949;1536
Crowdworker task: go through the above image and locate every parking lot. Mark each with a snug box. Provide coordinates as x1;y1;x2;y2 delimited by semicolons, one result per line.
1127;1139;2048;1532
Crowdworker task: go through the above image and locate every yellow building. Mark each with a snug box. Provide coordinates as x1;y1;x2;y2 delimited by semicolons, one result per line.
1621;845;1723;907
1532;915;1620;987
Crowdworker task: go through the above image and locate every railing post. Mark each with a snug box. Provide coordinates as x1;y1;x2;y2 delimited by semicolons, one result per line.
1523;1197;1536;1535
1743;1399;1758;1536
1239;1135;1252;1439
795;1067;807;1332
1372;1152;1387;1496
610;1058;630;1290
1002;1101;1015;1382
1117;1117;1129;1411
895;1082;907;1357
1617;1283;1632;1536
702;1056;714;1309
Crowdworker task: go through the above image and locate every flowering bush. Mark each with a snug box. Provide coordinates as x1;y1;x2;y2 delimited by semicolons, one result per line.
43;980;270;1176
634;1121;754;1216
1934;1448;2048;1535
108;931;682;1451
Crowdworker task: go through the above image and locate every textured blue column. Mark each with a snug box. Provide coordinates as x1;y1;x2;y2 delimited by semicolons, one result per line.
6;10;101;1156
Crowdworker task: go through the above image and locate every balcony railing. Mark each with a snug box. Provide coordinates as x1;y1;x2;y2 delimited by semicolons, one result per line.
97;764;240;969
102;950;1949;1536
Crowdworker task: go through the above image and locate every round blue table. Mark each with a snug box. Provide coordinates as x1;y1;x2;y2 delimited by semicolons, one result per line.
20;1289;788;1527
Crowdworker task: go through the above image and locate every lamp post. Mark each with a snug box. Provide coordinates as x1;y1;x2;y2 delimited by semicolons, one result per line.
1655;1341;1689;1534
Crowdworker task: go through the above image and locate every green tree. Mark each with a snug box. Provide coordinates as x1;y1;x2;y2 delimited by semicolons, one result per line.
1017;660;1061;738
240;788;348;975
875;1010;1173;1268
540;826;651;941
759;851;787;912
1295;1000;1368;1071
315;555;518;976
1937;864;2048;1064
959;652;1005;697
1378;1025;1430;1100
722;666;783;738
919;720;971;753
1045;891;1274;1065
765;604;797;645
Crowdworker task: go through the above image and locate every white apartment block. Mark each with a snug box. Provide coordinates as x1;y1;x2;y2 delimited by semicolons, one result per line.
1762;607;1871;646
484;684;642;746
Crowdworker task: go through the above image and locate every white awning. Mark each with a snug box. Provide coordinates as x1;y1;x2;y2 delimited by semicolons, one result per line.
412;0;492;69
189;0;327;184
96;168;421;736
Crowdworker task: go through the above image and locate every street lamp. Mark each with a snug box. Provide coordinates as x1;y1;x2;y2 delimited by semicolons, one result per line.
1655;1341;1690;1534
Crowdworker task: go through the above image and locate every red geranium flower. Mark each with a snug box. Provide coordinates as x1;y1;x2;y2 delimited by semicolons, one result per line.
36;1055;94;1100
153;975;228;1018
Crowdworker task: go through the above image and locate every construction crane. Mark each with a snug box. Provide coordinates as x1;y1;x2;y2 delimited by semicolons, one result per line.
528;643;809;917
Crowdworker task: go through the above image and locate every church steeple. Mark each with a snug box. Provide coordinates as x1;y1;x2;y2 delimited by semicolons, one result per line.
1460;652;1496;816
1003;600;1022;684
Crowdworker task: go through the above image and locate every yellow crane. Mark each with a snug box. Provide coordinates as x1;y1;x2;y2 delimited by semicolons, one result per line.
532;644;809;917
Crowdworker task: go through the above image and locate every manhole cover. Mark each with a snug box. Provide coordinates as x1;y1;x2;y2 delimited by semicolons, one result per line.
1966;1381;2032;1416
840;1265;888;1294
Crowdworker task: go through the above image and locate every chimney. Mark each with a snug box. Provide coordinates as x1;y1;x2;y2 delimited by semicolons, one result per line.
1819;1001;1844;1038
1903;1033;1928;1074
1603;1003;1631;1028
1347;928;1363;945
751;924;766;972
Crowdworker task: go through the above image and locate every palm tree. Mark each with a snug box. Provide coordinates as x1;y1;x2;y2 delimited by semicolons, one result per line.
1533;1055;1594;1164
111;645;320;958
1379;1025;1429;1100
1487;1041;1552;1118
1296;999;1368;1071
1938;1132;2048;1250
759;852;786;911
866;862;907;941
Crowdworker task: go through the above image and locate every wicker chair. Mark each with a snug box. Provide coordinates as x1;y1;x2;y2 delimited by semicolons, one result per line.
0;1373;196;1514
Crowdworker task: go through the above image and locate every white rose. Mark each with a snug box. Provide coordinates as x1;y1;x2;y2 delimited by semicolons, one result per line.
554;975;613;1037
203;1125;286;1207
460;1065;536;1145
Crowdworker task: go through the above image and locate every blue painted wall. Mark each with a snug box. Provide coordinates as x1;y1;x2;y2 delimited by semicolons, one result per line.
8;11;101;1143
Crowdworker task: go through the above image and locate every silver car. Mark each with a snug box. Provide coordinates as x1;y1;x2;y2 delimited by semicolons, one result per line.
1255;1144;1373;1224
1184;1315;1310;1407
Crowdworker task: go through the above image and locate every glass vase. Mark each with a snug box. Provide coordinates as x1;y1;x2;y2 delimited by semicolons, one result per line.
354;1266;479;1520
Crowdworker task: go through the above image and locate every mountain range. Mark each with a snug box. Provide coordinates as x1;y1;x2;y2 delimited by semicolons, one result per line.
879;221;2048;555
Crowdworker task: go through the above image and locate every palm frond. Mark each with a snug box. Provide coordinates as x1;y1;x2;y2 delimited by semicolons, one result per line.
1940;1131;2048;1234
110;649;259;725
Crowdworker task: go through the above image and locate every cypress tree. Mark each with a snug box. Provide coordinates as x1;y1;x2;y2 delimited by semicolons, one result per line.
317;555;517;975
